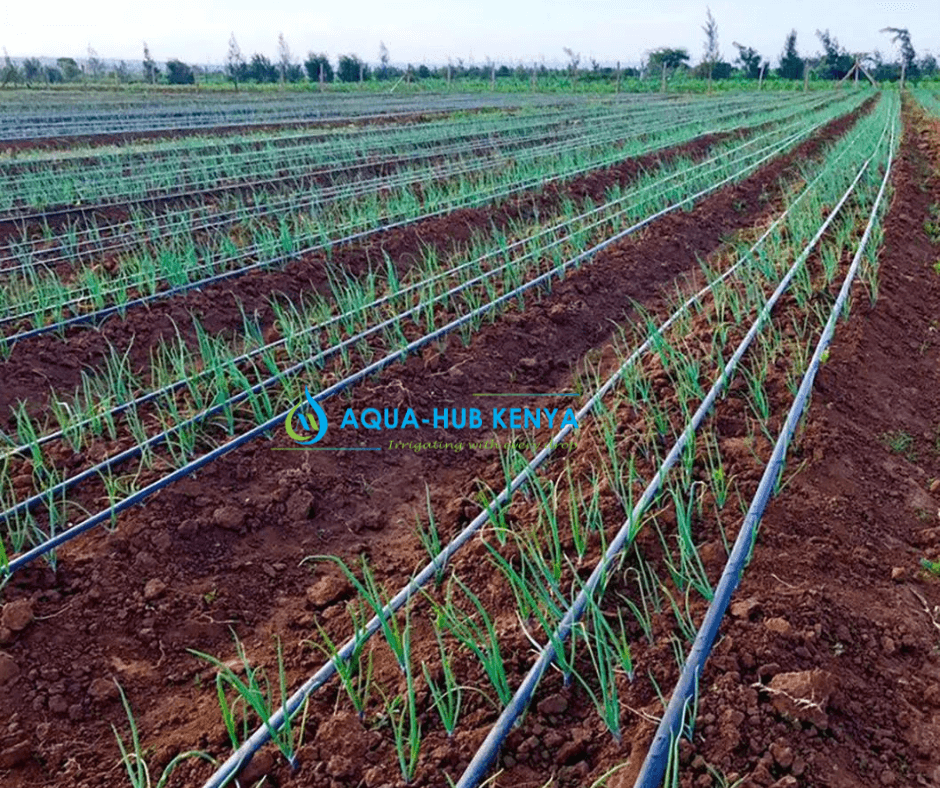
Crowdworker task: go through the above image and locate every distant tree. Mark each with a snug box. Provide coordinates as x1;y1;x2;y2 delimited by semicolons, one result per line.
226;33;247;89
378;41;390;79
45;66;63;84
733;42;762;79
277;32;294;83
112;60;130;83
777;30;804;79
86;45;104;79
338;54;369;82
563;46;581;85
881;27;917;78
248;53;277;83
22;57;42;86
815;30;853;80
417;64;431;79
57;57;81;82
143;42;159;83
304;52;333;83
1;49;19;87
920;54;938;77
702;7;720;87
166;59;195;85
647;47;690;73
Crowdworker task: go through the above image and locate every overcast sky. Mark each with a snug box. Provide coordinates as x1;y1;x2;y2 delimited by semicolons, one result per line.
2;0;935;66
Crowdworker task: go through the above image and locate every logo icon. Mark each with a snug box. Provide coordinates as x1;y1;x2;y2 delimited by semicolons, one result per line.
285;387;328;445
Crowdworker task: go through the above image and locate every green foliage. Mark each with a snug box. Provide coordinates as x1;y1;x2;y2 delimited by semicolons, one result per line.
165;59;195;85
648;47;690;72
777;29;803;80
733;44;763;79
56;57;81;81
304;52;333;82
816;30;854;80
338;54;370;83
248;53;278;83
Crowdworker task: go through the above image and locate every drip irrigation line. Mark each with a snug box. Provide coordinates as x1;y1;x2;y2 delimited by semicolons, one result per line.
0;93;560;142
0;96;849;345
0;114;832;464
0;103;672;225
631;112;896;788
0;89;856;345
0;117;812;525
185;113;869;788
0;97;727;215
1;106;833;575
0;96;764;274
0;94;780;225
453;128;881;788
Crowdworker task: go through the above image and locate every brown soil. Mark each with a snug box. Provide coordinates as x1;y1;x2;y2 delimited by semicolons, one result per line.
661;99;940;788
0;100;879;788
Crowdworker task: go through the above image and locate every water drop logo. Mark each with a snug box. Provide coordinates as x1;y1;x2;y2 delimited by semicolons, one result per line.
285;387;328;445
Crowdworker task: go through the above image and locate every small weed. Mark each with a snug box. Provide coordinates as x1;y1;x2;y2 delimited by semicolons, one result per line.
925;205;940;244
922;558;940;577
881;430;916;461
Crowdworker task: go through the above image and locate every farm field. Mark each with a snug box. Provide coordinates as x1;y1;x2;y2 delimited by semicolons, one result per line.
0;86;938;788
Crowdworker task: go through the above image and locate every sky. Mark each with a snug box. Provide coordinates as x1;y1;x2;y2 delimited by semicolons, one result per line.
1;0;935;67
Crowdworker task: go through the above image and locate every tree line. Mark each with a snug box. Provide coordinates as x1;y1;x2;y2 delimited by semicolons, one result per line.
1;20;936;89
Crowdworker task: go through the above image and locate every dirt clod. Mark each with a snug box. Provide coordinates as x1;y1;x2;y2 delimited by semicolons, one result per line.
766;669;836;729
1;599;34;632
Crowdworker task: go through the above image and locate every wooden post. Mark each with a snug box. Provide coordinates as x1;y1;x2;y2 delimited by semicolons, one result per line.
900;61;906;90
319;62;324;91
359;63;364;83
758;62;765;90
803;62;809;92
530;65;536;90
854;59;859;85
447;64;451;86
661;62;667;92
616;60;621;93
490;63;495;90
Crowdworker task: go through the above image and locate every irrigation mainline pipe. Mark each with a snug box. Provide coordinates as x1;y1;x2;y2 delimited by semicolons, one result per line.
453;125;885;788
183;122;880;788
631;116;897;788
0;115;840;536
1;103;852;573
0;108;869;468
0;95;775;275
0;102;834;345
0;93;781;226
